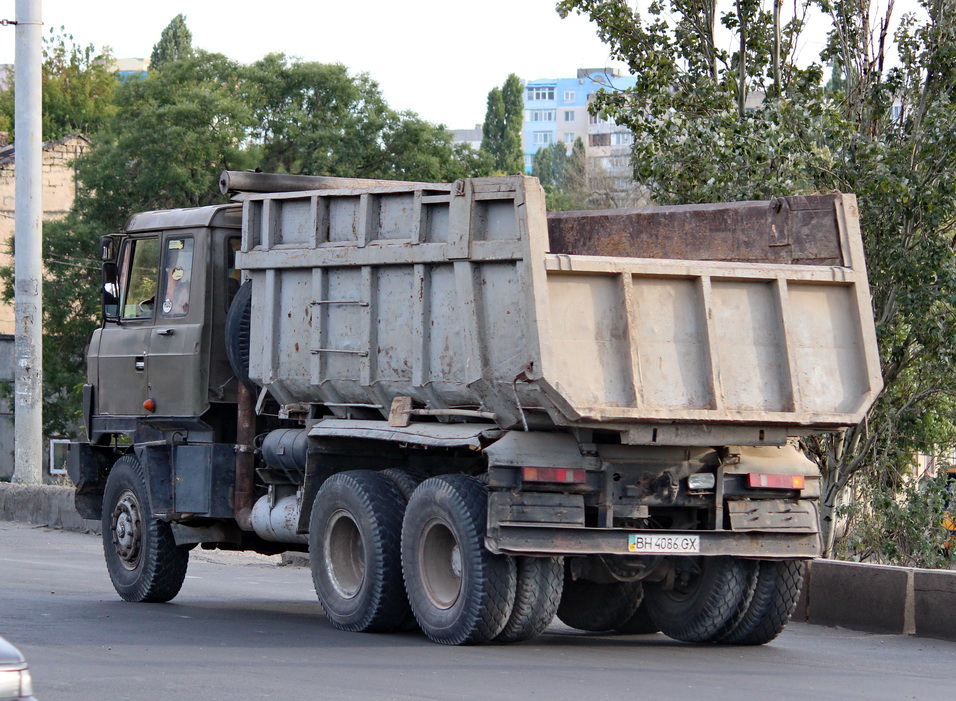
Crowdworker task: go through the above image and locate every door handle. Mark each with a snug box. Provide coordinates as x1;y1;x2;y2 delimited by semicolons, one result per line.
156;328;175;336
135;357;145;372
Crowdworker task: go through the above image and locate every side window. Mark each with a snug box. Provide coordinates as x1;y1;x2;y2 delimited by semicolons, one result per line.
159;237;194;317
121;237;160;320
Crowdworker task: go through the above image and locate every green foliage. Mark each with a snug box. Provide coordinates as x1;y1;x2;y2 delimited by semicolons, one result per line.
837;472;956;569
150;14;193;71
0;215;103;437
243;54;487;182
1;16;491;438
532;138;589;210
0;27;117;141
76;50;252;231
559;0;956;563
481;74;524;174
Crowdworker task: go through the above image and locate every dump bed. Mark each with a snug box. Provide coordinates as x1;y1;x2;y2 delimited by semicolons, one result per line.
236;176;881;442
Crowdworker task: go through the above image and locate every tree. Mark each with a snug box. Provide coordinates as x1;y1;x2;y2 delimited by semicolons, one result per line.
0;48;254;437
150;14;193;71
532;138;589;210
481;74;524;174
0;28;117;141
558;0;956;563
76;50;252;231
243;54;490;182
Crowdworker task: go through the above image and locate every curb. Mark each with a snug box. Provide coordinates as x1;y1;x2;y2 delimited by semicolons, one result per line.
791;558;956;642
0;482;100;534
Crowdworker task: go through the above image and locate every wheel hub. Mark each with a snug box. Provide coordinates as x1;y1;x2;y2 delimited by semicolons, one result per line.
419;518;462;610
111;489;143;570
324;510;366;599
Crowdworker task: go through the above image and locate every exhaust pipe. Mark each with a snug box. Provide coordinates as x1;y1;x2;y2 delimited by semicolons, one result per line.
219;170;434;195
234;382;256;531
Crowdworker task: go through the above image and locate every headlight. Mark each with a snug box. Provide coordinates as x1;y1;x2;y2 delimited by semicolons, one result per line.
0;667;32;699
19;668;32;698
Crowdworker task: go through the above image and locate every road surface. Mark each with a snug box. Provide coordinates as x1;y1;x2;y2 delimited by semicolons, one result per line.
0;521;950;700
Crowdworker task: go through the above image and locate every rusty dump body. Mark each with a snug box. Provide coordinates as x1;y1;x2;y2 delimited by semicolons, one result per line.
70;172;884;646
238;176;880;442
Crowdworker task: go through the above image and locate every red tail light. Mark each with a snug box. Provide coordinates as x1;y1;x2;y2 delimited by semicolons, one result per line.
746;473;805;490
521;467;587;484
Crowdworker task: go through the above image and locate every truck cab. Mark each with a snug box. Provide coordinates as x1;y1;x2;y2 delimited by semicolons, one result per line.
87;205;242;442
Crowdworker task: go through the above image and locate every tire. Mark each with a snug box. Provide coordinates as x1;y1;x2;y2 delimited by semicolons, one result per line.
718;559;806;645
225;280;256;394
495;556;564;643
309;470;410;632
379;468;430;631
556;565;643;632
643;556;756;643
614;599;661;635
380;467;428;502
402;475;516;645
102;455;189;603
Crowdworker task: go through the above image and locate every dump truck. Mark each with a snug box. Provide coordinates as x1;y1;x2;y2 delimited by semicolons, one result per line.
67;172;882;646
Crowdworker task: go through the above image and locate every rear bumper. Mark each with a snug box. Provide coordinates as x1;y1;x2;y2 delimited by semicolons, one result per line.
486;524;821;559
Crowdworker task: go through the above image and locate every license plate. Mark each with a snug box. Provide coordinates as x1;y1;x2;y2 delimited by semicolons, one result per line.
628;534;700;554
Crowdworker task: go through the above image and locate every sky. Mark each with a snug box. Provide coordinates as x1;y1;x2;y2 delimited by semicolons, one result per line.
0;0;928;130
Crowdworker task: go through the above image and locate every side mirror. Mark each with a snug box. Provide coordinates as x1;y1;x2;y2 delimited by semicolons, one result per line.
102;261;120;322
100;235;117;262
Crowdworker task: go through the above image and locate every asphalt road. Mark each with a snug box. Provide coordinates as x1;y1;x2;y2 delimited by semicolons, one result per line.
1;521;953;701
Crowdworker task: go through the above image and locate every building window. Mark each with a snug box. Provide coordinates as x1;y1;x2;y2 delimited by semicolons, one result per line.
612;132;634;146
564;133;576;144
533;131;553;145
589;113;608;125
524;155;535;170
527;86;555;101
589;133;611;147
530;110;555;122
564;110;575;122
564;90;575;102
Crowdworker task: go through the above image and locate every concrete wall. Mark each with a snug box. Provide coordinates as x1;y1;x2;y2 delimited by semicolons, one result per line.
0;482;99;532
792;558;956;642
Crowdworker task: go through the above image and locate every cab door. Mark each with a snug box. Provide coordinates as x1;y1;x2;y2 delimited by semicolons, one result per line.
146;232;208;417
96;235;159;416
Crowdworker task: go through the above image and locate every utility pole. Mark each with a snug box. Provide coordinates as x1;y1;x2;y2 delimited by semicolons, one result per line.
13;0;42;484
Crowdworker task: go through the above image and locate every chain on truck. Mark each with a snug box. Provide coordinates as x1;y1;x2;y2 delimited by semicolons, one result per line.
66;172;882;646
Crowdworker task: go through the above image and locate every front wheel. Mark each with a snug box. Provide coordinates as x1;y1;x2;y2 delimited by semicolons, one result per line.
402;475;516;645
102;455;189;603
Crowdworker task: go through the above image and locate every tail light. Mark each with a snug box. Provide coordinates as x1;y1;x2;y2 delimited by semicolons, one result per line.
521;466;587;484
746;473;805;490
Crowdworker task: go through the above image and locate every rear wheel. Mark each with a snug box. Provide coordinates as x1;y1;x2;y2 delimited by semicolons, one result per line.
402;475;516;645
644;556;756;643
380;467;427;502
614;599;661;635
495;556;564;643
718;559;805;645
309;470;410;632
556;565;643;632
102;455;189;603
